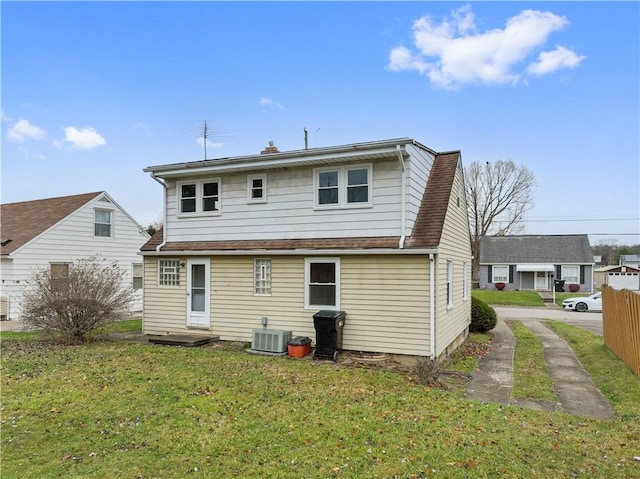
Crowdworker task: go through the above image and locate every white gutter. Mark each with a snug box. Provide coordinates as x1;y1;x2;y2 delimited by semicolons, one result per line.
150;174;168;252
396;145;406;249
140;247;438;257
429;253;436;359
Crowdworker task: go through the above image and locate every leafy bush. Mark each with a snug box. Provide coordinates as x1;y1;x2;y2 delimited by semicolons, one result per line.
494;282;506;290
568;283;580;292
470;296;497;332
21;257;134;342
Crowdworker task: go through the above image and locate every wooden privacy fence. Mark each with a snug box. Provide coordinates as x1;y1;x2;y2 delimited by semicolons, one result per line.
602;286;640;376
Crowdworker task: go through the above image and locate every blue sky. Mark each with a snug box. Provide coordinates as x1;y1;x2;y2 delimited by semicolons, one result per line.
2;2;639;245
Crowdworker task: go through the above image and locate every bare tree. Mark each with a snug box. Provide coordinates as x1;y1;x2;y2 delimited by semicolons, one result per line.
21;257;134;342
466;160;536;282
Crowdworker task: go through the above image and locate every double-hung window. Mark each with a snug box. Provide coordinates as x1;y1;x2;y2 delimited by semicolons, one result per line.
305;258;340;309
562;265;580;284
94;209;112;237
158;259;180;286
50;263;70;292
178;179;221;216
492;265;509;283
133;263;143;290
247;174;267;203
254;258;271;295
446;260;454;308
314;165;372;208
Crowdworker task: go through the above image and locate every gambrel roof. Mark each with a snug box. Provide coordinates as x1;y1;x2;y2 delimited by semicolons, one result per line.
141;141;463;253
479;234;593;264
1;192;103;256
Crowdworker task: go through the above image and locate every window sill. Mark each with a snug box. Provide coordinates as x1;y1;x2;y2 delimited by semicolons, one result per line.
177;212;221;219
313;203;373;211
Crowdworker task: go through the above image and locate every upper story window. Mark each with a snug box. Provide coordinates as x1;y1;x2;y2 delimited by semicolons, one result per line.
247;174;267;203
178;179;221;216
314;164;372;209
94;209;112;237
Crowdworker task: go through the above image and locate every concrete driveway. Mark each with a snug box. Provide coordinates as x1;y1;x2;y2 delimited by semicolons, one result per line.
493;306;603;336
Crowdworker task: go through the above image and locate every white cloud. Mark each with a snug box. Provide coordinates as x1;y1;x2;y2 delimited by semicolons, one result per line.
259;97;284;110
7;119;46;142
388;5;584;89
527;46;586;75
61;126;106;150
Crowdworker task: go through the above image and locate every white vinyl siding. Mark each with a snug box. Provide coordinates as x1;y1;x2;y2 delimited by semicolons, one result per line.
492;265;509;283
163;160;402;243
0;194;148;319
254;258;271;295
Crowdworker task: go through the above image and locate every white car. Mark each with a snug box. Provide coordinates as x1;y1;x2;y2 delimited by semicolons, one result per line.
562;292;602;312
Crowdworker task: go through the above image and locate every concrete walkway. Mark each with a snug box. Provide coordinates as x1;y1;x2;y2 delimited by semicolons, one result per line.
467;319;616;419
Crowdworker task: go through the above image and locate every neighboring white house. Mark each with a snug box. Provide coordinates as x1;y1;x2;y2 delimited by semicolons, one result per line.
141;138;472;359
0;192;150;320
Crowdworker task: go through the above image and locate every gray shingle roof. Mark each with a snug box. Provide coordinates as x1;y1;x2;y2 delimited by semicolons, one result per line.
480;234;593;264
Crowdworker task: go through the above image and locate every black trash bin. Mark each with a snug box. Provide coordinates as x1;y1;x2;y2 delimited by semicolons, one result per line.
312;310;346;361
554;279;566;292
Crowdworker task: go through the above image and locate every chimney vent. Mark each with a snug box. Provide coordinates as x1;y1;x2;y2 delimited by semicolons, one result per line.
261;141;279;154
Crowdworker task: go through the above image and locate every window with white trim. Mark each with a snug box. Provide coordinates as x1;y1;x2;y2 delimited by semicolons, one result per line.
254;258;271;295
305;258;340;309
247;174;267;203
562;265;580;284
158;259;180;286
94;209;112;237
178;179;221;216
314;165;372;208
446;260;453;307
492;265;509;283
463;261;469;300
133;263;143;290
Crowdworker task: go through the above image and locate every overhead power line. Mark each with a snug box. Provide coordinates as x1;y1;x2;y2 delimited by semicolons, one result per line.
523;218;639;223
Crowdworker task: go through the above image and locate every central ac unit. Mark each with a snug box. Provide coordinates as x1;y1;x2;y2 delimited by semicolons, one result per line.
251;329;292;353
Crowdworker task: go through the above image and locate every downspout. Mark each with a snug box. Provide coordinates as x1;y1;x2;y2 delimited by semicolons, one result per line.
429;253;436;359
396;145;406;249
150;173;168;252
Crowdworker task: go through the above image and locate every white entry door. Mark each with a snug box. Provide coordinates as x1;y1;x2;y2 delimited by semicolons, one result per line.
535;271;547;290
186;259;210;328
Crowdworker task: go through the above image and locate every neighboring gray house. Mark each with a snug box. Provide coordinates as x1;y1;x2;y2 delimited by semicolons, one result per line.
479;234;594;292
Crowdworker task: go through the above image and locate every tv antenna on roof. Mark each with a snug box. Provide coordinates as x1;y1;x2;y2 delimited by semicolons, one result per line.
178;121;232;160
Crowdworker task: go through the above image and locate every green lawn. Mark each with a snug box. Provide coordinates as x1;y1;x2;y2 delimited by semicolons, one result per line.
2;323;640;478
472;289;545;306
